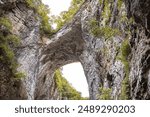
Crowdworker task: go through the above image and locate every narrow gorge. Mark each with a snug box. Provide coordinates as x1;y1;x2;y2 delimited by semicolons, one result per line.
0;0;150;100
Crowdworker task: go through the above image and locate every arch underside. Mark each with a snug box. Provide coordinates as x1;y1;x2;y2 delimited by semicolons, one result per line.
35;0;102;100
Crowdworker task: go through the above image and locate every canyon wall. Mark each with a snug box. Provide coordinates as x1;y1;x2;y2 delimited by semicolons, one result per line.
0;0;150;100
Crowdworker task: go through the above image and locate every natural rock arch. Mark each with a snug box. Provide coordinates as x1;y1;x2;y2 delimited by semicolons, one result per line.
1;0;150;100
35;0;102;100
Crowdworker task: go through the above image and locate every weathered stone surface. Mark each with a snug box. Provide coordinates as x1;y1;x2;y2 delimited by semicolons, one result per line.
0;0;58;99
0;0;150;100
124;0;150;99
125;0;150;31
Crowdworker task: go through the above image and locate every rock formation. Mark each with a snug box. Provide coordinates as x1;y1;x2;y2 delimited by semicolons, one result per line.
0;0;150;100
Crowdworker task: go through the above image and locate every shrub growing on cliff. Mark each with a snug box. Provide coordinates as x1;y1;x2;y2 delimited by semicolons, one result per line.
90;19;120;39
0;17;12;29
0;33;24;79
0;43;14;62
102;0;111;21
14;72;26;79
54;0;84;30
93;26;120;39
98;87;112;100
118;0;123;9
25;0;53;36
120;39;131;58
0;16;24;79
6;34;20;46
54;70;86;100
117;39;131;99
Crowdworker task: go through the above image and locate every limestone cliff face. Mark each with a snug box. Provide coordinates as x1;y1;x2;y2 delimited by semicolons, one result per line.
0;0;60;99
0;0;150;100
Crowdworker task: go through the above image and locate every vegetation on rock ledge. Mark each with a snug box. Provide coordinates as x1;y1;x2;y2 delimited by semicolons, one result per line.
98;87;112;100
54;0;84;30
90;19;120;39
117;39;131;100
54;70;87;100
0;17;25;79
25;0;53;36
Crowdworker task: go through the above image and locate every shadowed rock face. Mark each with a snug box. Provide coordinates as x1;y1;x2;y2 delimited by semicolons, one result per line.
125;0;150;31
0;0;41;99
0;0;150;100
124;0;150;99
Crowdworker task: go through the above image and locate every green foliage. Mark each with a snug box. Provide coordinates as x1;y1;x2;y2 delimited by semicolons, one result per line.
54;0;84;30
90;19;120;39
90;19;99;27
25;0;53;36
91;26;101;37
119;39;131;60
26;0;33;7
54;70;86;100
14;72;26;79
96;0;123;40
6;34;21;46
37;3;53;36
0;17;12;29
120;75;130;100
26;0;84;34
120;12;128;23
128;17;135;25
0;33;23;79
99;87;112;100
102;0;111;21
117;39;131;99
0;43;14;62
0;16;23;79
118;0;123;9
99;0;103;5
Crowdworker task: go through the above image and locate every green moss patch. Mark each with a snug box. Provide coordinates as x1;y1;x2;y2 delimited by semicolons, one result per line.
117;39;131;99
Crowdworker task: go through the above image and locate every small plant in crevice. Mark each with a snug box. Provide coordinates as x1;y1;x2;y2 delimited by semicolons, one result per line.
14;72;26;79
118;0;123;9
98;0;112;25
0;17;12;30
119;73;130;100
116;39;131;99
98;87;112;100
99;0;103;5
90;19;120;39
102;0;111;21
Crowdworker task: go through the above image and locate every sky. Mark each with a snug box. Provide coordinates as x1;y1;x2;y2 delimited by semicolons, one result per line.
62;63;89;97
42;0;89;97
42;0;72;16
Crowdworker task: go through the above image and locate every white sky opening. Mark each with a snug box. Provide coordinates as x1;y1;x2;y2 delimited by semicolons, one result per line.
42;0;89;97
42;0;72;16
62;63;89;97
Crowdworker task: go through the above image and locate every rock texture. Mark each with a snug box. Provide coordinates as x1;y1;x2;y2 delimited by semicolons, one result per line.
0;0;54;99
0;0;150;100
124;0;150;99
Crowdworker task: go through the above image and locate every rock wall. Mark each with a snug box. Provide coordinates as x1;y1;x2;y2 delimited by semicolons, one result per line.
124;0;150;99
0;0;150;100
